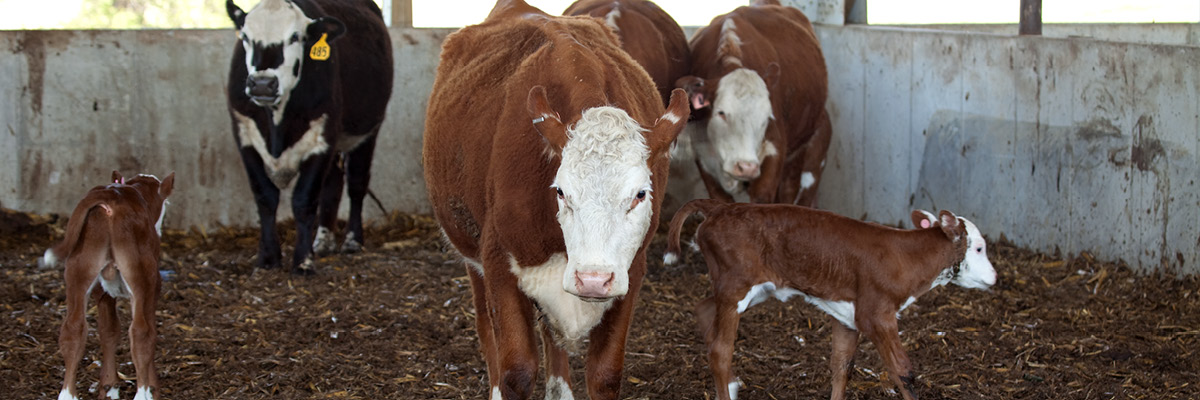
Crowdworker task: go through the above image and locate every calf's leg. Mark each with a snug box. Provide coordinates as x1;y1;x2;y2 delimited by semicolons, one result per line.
698;296;742;400
828;321;860;400
862;317;917;400
94;289;121;399
59;257;98;400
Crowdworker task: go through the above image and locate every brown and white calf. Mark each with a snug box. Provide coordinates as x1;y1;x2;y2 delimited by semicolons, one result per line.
675;0;832;205
43;171;175;400
423;0;688;398
664;200;997;400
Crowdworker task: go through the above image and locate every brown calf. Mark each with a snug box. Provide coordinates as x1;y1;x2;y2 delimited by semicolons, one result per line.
664;200;997;400
45;171;174;400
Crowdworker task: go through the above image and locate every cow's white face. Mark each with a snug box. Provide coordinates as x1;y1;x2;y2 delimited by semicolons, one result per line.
552;107;655;300
706;68;774;184
237;0;312;107
955;217;998;289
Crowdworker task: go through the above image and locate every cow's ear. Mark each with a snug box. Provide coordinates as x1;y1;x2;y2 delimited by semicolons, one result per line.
308;17;347;42
674;75;711;110
527;86;568;155
227;0;246;29
760;62;781;89
111;170;124;185
911;209;937;229
159;172;175;198
648;89;691;159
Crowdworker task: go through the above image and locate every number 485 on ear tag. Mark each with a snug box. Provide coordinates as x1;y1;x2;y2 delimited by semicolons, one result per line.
310;33;331;61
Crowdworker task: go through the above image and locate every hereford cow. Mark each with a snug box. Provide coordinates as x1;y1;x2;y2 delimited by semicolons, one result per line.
564;0;689;107
676;0;832;205
225;0;393;273
664;200;997;400
423;0;689;398
47;171;175;400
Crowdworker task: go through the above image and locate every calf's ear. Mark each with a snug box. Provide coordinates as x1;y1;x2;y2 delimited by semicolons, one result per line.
648;89;691;159
308;17;347;42
527;86;568;156
911;209;937;229
938;210;962;240
159;173;175;198
112;170;124;185
227;0;246;29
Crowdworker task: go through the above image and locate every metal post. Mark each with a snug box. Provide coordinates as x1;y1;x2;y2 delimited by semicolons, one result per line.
1019;0;1042;35
390;0;413;28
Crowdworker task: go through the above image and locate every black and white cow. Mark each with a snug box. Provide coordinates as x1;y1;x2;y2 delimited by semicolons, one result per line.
226;0;393;273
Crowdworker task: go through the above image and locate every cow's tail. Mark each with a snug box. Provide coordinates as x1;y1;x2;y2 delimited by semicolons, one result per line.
40;200;111;269
663;199;727;265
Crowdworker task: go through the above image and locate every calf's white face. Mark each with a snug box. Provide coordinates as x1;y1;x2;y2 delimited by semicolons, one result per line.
955;217;997;289
705;68;774;185
231;0;318;107
552;107;655;300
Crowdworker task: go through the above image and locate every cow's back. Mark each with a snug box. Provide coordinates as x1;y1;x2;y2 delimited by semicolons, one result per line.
691;4;827;149
565;0;689;106
424;12;662;261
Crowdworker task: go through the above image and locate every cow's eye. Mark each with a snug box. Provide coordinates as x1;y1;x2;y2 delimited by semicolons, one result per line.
635;190;647;200
717;110;726;119
289;33;300;44
554;187;564;199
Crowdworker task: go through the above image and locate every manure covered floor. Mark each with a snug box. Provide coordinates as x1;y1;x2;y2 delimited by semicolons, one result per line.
1;209;1197;399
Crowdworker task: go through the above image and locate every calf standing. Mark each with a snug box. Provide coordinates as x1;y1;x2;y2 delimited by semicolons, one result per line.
46;171;174;400
665;200;997;400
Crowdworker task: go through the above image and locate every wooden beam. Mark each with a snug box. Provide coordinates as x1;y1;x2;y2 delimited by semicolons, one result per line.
390;0;413;28
1019;0;1042;35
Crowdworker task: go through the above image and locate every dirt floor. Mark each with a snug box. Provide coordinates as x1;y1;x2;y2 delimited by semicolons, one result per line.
1;207;1197;400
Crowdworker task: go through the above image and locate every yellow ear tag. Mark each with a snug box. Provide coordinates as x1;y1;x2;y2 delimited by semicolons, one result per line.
309;33;331;61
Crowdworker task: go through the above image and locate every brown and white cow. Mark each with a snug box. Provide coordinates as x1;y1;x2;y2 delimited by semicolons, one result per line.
564;0;690;107
44;171;175;400
664;200;997;400
225;0;393;273
423;0;689;398
675;0;832;205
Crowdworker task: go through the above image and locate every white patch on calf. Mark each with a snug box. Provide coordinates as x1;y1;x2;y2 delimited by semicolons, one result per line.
662;252;679;266
702;69;773;183
106;387;120;399
58;389;78;400
737;282;774;313
727;380;740;400
510;254;615;347
133;386;154;400
233;111;330;189
491;386;502;400
738;282;858;330
41;248;58;269
544;375;575;400
552;106;654;299
955;218;997;289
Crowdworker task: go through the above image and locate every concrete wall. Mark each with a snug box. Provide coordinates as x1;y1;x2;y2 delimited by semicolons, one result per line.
814;25;1199;274
2;24;1197;274
1;28;453;230
888;23;1200;47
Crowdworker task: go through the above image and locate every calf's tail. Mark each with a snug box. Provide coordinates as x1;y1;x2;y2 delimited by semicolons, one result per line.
40;201;110;269
663;199;727;265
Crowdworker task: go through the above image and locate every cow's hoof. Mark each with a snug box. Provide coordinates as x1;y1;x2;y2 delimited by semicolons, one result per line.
256;253;282;269
291;257;317;275
313;226;338;256
341;235;363;254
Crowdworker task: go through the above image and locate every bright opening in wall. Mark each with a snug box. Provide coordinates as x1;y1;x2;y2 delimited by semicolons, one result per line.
413;0;747;28
868;0;1200;24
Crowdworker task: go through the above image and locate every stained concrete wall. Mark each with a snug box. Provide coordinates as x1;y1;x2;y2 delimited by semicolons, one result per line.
2;24;1197;274
814;25;1199;274
0;28;453;231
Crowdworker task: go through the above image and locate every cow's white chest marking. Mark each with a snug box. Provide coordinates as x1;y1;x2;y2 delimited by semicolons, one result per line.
233;110;329;188
509;253;614;349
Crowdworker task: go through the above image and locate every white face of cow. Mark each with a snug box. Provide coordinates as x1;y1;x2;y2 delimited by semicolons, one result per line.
954;217;998;289
552;107;655;301
236;0;313;107
706;68;774;184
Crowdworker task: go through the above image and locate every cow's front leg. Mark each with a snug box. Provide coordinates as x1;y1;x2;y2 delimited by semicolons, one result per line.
238;147;282;269
314;154;344;257
746;152;784;204
343;131;379;253
290;152;334;274
695;159;736;203
541;323;573;400
583;259;645;400
485;251;539;399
